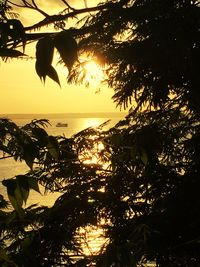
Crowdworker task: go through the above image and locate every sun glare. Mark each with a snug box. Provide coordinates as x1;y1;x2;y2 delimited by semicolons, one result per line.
82;118;101;129
84;60;104;85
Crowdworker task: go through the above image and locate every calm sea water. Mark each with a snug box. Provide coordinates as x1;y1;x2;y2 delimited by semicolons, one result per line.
0;113;126;207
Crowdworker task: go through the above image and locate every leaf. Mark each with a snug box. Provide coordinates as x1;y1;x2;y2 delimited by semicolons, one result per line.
21;233;35;250
2;179;24;217
27;177;40;194
35;53;60;85
47;65;61;86
36;36;54;66
130;146;137;159
23;143;39;169
2;179;17;196
35;36;54;83
24;153;35;170
32;127;48;146
140;148;148;165
13;185;24;208
54;31;78;72
16;175;30;204
10;193;24;217
110;133;122;146
47;135;60;160
35;60;47;83
3;176;32;209
0;249;10;262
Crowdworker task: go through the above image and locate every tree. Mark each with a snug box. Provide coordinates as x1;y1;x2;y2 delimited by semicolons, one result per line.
0;0;200;266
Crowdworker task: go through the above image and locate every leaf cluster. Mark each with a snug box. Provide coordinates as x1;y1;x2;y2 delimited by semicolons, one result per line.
77;0;200;112
35;31;78;85
0;107;200;266
0;18;26;58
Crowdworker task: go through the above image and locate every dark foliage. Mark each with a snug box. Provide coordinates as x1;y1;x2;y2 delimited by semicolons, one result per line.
0;0;200;266
77;0;200;112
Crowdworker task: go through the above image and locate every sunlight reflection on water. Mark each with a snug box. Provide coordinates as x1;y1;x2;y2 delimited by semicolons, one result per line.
0;115;124;256
78;225;109;256
0;115;120;205
0;155;61;207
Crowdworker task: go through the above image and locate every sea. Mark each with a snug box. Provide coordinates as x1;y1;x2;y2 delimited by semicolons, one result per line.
0;112;126;207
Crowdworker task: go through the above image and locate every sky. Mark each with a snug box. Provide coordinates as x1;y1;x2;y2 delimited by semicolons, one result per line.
0;0;122;114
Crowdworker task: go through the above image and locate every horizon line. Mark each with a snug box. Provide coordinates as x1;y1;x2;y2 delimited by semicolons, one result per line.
0;111;126;115
0;111;127;119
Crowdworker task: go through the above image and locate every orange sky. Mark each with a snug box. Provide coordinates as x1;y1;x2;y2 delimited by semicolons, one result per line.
0;0;122;114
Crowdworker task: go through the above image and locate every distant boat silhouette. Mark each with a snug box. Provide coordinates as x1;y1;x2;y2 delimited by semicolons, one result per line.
56;122;68;127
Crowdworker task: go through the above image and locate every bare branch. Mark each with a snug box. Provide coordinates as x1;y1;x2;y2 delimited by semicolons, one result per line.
83;0;88;8
61;0;76;11
8;0;49;17
31;0;38;8
21;0;32;8
7;0;27;8
24;3;111;31
0;155;13;160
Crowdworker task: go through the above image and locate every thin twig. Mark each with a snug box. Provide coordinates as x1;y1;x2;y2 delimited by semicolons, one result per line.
23;3;112;31
0;155;13;160
8;0;49;17
61;0;76;11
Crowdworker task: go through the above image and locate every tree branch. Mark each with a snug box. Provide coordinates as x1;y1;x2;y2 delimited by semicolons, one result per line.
23;3;111;31
0;155;13;160
61;0;76;11
8;0;50;17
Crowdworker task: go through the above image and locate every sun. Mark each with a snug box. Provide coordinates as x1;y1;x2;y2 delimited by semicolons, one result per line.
84;60;104;85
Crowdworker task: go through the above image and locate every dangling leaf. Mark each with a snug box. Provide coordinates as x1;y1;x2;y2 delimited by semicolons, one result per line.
2;176;37;213
2;176;40;211
27;177;40;194
36;63;60;86
35;36;54;83
47;135;60;160
2;179;24;217
54;31;78;72
36;36;54;66
24;152;35;170
2;179;17;198
32;127;48;146
35;60;47;83
16;175;30;204
140;148;148;166
23;143;39;169
47;65;61;86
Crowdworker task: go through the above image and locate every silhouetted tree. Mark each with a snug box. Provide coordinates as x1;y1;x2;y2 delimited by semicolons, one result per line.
0;1;200;266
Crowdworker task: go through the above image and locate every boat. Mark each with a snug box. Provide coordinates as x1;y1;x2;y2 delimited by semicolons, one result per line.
56;122;68;127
